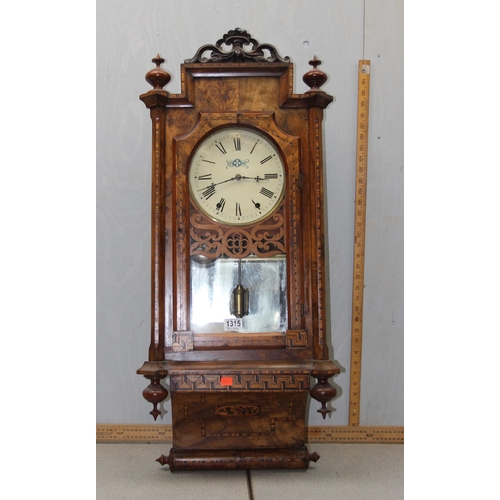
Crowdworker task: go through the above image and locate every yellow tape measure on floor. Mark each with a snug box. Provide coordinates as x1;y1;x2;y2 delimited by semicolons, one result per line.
96;424;172;442
308;425;403;444
97;424;403;444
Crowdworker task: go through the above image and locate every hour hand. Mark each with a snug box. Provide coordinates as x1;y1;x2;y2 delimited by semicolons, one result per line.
240;175;265;182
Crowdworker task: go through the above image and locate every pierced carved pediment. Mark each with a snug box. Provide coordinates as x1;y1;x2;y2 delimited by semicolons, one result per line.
185;28;290;64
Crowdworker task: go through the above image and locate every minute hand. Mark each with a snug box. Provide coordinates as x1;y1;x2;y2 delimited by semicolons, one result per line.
213;176;238;186
197;176;236;191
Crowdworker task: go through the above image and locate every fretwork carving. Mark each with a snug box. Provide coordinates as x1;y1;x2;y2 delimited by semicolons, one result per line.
190;204;286;259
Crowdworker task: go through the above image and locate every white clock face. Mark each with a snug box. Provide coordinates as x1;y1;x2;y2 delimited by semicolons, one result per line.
188;128;285;226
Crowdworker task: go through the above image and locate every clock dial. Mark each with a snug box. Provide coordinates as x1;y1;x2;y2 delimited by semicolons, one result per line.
189;128;285;226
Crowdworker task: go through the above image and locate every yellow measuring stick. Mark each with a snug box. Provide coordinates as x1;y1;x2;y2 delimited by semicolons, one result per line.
349;60;370;427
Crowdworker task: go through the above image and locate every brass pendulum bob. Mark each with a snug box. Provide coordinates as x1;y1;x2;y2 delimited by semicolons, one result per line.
230;259;249;318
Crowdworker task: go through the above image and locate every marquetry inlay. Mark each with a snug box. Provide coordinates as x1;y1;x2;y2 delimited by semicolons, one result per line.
170;373;310;392
286;330;308;348
172;332;194;352
215;405;260;416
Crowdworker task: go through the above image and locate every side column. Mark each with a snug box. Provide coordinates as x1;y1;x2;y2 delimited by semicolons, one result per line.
137;55;171;420
302;57;340;418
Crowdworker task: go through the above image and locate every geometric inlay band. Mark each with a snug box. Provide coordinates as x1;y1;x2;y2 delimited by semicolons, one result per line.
170;373;310;392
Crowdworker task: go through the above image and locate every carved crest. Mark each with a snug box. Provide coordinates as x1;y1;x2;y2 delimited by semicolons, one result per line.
185;28;290;64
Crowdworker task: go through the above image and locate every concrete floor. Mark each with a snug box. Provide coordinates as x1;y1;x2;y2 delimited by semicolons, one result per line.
97;443;403;499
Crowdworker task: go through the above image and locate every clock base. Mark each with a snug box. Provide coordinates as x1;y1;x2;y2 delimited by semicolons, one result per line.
156;446;319;471
163;361;317;472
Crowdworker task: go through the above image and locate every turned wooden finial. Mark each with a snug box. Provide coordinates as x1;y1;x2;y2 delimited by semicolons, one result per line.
145;54;171;90
303;56;328;91
156;449;174;469
142;376;168;420
156;454;171;466
310;374;337;419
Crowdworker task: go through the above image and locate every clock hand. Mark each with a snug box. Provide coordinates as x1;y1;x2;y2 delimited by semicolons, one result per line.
214;176;237;186
197;177;236;191
239;175;266;182
197;174;269;193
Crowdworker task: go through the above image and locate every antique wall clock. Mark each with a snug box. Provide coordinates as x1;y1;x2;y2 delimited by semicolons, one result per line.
137;28;340;471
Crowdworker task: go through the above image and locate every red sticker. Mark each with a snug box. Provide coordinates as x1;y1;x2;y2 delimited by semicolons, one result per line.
220;376;233;386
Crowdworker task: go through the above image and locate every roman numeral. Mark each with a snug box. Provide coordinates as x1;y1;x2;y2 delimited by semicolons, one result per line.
202;159;215;164
236;203;242;216
215;141;227;154
202;185;216;199
260;155;274;164
265;173;278;179
233;137;241;151
216;198;226;212
198;174;212;181
250;141;258;154
260;187;274;199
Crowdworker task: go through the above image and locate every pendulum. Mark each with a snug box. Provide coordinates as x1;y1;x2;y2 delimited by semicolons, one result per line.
230;259;249;318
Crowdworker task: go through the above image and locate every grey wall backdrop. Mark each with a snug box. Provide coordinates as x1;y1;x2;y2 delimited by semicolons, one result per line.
96;0;403;427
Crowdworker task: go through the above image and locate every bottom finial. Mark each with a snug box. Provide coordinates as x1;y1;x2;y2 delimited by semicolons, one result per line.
156;454;170;466
310;374;337;419
150;403;161;421
156;449;174;469
142;376;168;420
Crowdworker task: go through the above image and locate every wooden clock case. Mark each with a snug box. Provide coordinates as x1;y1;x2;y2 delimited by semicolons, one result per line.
137;29;339;471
